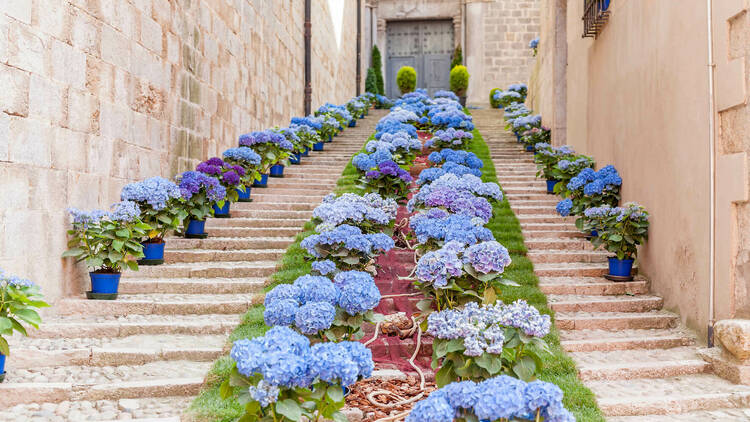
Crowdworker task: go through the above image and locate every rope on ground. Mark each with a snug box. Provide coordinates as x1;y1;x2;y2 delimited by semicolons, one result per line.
379;292;422;299
367;316;427;422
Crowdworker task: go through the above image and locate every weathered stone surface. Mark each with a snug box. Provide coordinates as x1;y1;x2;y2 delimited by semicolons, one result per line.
715;319;750;361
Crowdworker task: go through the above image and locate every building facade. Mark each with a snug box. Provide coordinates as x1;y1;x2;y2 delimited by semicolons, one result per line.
530;0;750;342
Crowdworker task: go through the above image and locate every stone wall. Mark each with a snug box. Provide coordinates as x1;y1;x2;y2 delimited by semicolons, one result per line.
528;0;750;337
0;0;362;303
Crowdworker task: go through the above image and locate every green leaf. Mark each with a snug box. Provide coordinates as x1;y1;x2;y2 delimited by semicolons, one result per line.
332;411;349;422
13;309;41;328
275;399;303;421
9;317;27;336
512;355;537;381
0;317;12;334
112;239;125;252
219;378;233;399
435;359;455;387
475;352;503;375
61;248;84;258
483;286;497;304
326;385;344;403
0;336;9;356
115;229;130;237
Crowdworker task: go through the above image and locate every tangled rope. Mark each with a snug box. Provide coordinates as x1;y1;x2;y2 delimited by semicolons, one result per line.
362;316;426;422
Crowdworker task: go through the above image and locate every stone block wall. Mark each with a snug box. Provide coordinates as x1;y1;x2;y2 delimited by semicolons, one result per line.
0;0;361;302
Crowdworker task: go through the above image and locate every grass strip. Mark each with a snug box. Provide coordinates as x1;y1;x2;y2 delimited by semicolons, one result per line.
188;135;371;421
469;127;605;422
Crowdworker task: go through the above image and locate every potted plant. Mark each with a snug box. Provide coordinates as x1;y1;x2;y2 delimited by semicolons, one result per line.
449;65;469;106
428;300;551;387
0;270;49;382
239;130;293;185
548;155;595;196
289;124;321;161
223;147;262;202
290;116;324;155
424;128;474;150
396;66;417;95
270;128;300;173
563;165;622;219
529;37;539;56
300;224;394;273
351;154;413;201
175;171;227;238
120;177;187;265
63;201;150;299
220;327;373;422
521;126;551;152
489;88;503;108
592;203;650;280
197;158;245;217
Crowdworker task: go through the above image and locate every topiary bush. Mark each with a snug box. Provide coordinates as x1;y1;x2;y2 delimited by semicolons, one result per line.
489;88;502;108
396;66;417;95
365;68;378;94
450;65;469;97
372;46;385;95
451;45;463;69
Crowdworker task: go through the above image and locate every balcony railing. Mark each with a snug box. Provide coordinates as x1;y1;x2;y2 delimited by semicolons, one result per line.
582;0;611;38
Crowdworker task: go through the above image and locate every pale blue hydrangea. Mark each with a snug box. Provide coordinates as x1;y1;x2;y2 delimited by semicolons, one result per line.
120;177;181;211
294;302;336;335
109;201;141;222
311;259;337;276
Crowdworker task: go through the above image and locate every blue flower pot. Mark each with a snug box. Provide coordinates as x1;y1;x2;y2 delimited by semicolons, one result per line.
546;179;559;193
515;133;522;142
185;219;207;238
269;164;285;177
0;353;5;379
290;153;302;164
90;272;121;294
526;145;534;152
302;147;310;157
313;142;325;151
138;241;165;265
591;230;599;238
253;174;269;187
237;187;252;202
608;257;634;277
601;0;610;11
328;135;333;142
212;201;231;218
348;120;356;127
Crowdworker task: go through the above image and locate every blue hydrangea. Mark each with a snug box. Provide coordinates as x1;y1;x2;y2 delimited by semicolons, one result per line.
473;376;527;420
109;201;141;222
247;380;280;407
67;208;109;228
309;342;369;387
294;302;336;335
463;241;512;274
556;198;573;217
264;298;298;326
121;177;181;211
333;271;381;315
415;242;465;288
300;224;394;258
223;147;262;165
405;394;454;422
0;269;36;289
293;274;339;305
311;259;337;276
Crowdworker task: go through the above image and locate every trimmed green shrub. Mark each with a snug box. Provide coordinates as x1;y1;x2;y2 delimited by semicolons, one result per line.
450;65;470;97
451;45;463;69
372;46;385;95
396;66;417;94
489;88;502;108
365;68;378;94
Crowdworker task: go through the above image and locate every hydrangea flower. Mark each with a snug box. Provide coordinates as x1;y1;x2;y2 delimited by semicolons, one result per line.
409;211;495;246
313;193;396;228
121;177;181;211
300;224;394;258
295;302;336;335
311;260;337;276
556;198;573;217
463;241;512;274
109;201;141;222
333;271;381;315
415;241;464;288
239;130;294;150
67;208;109;228
176;171;226;202
223;147;262;165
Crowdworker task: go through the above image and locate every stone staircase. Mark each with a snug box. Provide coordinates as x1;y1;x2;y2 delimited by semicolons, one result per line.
0;111;385;422
472;109;750;421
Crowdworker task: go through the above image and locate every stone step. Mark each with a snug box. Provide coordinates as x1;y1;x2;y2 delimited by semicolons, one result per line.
516;214;576;224
556;310;679;330
547;294;663;313
244;194;326;204
587;374;750;416
119;277;266;294
538;276;649;295
56;293;262;316
522;229;583;239
505;193;556;201
28;314;241;339
204;217;310;228
511;205;557;215
6;334;226;369
572;346;711;381
528;250;609;264
203;226;302;237
165;236;295;250
165;248;286;264
0;361;210;407
234;201;317;210
0;396;192;422
501;181;546;188
228;209;313;219
608;408;750;421
503;187;547;195
123;260;278;278
512;199;560;206
559;328;695;352
494;175;539;182
524;238;597;251
239;187;334;196
534;262;610;277
259;180;337;189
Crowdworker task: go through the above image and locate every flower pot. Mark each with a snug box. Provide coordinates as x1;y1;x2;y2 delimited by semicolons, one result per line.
591;230;598;238
253;174;269;188
327;135;333;142
608;257;634;278
546;179;559;194
525;145;534;152
237;187;252;202
212;201;231;218
601;0;610;11
302;147;310;157
90;272;121;294
0;353;5;382
313;142;325;151
185;219;207;239
269;164;285;178
138;241;165;265
348;120;356;127
515;133;522;142
289;153;302;164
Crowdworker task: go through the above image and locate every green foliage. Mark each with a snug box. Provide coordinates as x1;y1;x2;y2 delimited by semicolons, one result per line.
224;155;264;187
136;199;188;242
449;65;470;97
181;189;221;222
396;66;417;95
550;155;595;197
63;215;150;273
489;88;502;108
450;45;463;69
591;204;650;260
365;68;378;94
371;46;384;95
534;147;575;181
0;277;49;356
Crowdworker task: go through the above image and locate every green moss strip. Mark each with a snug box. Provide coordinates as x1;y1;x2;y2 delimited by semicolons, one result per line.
469;128;605;422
